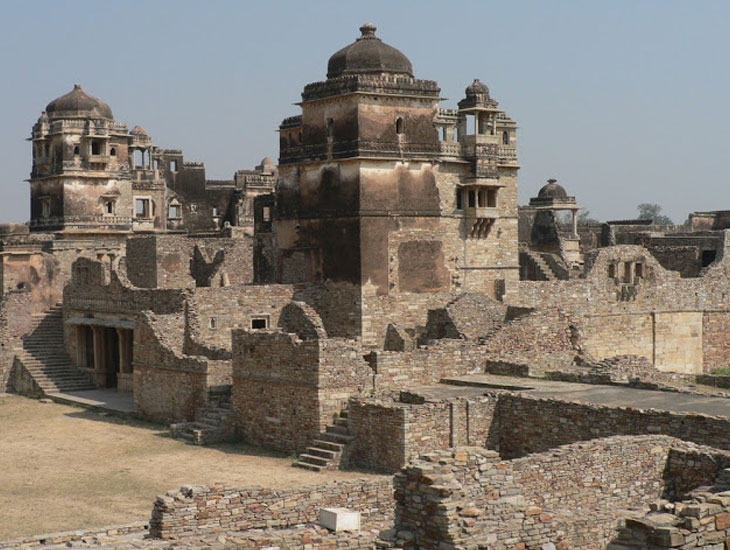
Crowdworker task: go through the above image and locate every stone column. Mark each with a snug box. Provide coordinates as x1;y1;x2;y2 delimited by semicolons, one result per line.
116;328;133;392
572;209;578;236
91;325;105;387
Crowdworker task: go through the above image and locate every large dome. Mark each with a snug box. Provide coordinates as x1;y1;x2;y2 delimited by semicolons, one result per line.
46;84;114;120
327;23;413;79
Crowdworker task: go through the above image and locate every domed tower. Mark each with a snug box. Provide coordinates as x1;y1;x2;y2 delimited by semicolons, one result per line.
273;24;520;345
29;85;133;233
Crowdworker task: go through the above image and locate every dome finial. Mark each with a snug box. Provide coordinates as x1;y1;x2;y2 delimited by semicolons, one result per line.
359;23;377;39
547;178;557;184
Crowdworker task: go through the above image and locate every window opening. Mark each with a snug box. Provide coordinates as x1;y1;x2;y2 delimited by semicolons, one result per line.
168;203;180;219
41;198;51;218
466;115;475;135
135;198;149;218
212;207;218;217
209;317;217;330
110;147;116;156
623;262;632;283
455;189;463;210
635;263;643;279
170;159;178;172
262;206;271;222
104;201;114;215
134;150;143;168
91;141;100;155
468;190;476;208
608;264;616;278
73;146;80;156
502;131;510;145
327;119;334;139
487;189;497;207
250;317;268;329
396;117;404;135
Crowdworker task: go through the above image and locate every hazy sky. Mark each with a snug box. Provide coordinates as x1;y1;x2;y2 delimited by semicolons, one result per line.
1;1;728;223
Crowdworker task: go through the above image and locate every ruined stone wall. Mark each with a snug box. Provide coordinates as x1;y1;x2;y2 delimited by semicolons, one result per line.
513;245;730;373
186;284;296;350
368;340;488;389
125;234;254;289
494;392;730;459
231;329;371;453
703;311;730;371
133;315;209;422
149;478;393;539
480;307;576;372
0;291;33;392
393;436;700;550
348;395;497;472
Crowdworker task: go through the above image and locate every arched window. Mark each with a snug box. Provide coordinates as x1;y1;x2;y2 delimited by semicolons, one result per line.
326;119;334;140
396;117;404;135
502;131;509;145
110;147;116;156
73;146;79;156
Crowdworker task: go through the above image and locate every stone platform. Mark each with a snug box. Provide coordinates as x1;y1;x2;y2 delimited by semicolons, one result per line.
440;373;730;418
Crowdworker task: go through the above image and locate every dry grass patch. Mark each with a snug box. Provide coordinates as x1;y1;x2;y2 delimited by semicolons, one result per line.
0;394;375;539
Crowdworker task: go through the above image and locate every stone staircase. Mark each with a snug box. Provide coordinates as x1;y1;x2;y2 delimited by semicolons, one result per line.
293;408;353;472
520;250;557;281
170;387;235;445
17;305;95;395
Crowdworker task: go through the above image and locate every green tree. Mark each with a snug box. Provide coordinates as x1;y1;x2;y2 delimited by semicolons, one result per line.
637;203;673;225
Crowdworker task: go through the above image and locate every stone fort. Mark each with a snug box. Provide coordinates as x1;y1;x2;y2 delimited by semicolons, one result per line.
4;23;730;550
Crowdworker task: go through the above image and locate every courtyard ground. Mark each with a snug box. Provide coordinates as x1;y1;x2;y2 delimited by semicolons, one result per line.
0;394;375;540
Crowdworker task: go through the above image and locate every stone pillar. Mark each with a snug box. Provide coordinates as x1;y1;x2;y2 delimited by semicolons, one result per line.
572;209;578;236
91;325;105;387
116;328;133;392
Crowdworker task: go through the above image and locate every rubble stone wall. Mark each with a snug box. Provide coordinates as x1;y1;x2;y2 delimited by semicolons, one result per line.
348;395;497;472
513;244;730;373
149;478;393;539
133;317;209;422
231;329;372;453
703;312;730;372
125;234;254;289
0;291;33;392
494;392;730;459
368;341;488;389
393;436;704;550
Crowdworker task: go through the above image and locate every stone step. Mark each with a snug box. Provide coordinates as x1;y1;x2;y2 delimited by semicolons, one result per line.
311;439;346;453
292;461;323;472
306;446;338;460
320;431;354;445
334;417;349;427
325;424;350;436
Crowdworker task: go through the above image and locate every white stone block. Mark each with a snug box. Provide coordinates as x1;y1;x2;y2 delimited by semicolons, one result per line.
319;507;361;532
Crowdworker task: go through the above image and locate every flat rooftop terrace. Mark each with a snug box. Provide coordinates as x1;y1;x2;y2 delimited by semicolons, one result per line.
432;374;730;419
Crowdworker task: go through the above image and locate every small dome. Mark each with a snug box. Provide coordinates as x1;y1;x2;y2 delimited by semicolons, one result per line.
465;79;490;96
46;84;114;120
130;125;148;136
537;179;568;200
257;156;277;174
327;23;413;79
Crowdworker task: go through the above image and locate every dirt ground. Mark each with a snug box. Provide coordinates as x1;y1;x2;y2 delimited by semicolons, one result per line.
0;394;376;540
